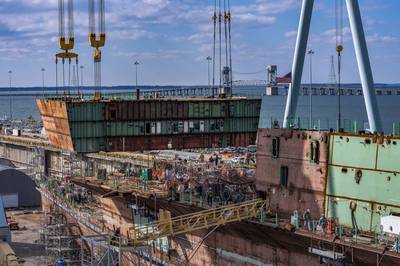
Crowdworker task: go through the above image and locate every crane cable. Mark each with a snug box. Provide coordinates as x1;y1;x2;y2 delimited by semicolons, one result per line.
223;0;228;67
56;0;78;97
335;0;344;130
227;0;233;88
212;0;217;96
218;0;222;88
89;0;106;98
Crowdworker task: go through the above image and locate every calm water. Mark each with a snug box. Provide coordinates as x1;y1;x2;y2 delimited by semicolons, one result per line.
0;86;398;134
258;95;400;134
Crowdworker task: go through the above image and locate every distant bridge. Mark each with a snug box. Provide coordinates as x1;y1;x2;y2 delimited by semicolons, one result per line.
266;86;400;96
233;80;267;86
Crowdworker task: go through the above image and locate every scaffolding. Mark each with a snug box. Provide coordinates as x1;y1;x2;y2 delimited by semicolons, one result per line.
79;199;266;264
81;235;121;266
31;146;45;180
123;199;266;248
79;235;163;266
40;210;81;265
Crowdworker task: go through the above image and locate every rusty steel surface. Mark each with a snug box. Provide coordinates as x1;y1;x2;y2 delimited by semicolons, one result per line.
36;99;75;151
107;133;256;151
255;128;329;218
106;100;201;121
102;98;261;121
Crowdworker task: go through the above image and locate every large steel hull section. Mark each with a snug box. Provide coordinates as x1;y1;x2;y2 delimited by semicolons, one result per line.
40;188;400;266
326;133;400;232
255;128;329;218
37;98;260;153
107;133;256;151
256;128;400;234
36;99;74;151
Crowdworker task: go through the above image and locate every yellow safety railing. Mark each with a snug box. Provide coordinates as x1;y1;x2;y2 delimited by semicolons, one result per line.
122;199;266;247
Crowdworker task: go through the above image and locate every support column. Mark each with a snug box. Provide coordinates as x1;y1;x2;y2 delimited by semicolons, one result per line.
283;0;314;128
346;0;382;132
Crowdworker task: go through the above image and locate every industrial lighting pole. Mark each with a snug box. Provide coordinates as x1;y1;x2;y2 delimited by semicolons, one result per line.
206;56;212;89
8;70;12;120
307;49;314;129
41;68;46;98
80;65;84;87
134;61;140;87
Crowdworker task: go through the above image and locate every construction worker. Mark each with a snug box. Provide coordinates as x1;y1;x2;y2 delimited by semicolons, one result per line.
207;188;214;206
303;209;312;231
318;214;327;233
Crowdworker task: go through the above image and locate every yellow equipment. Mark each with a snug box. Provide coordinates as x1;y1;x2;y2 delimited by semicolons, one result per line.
118;199;266;247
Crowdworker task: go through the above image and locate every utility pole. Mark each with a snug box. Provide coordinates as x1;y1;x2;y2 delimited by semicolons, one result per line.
307;49;314;129
80;65;84;87
134;61;139;87
41;68;46;98
206;56;212;89
8;70;12;120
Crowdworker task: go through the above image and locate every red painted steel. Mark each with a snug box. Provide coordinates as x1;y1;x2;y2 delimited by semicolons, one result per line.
255;128;329;218
107;133;256;151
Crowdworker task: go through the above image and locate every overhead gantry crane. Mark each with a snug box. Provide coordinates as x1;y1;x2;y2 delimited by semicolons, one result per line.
112;198;267;248
283;0;382;133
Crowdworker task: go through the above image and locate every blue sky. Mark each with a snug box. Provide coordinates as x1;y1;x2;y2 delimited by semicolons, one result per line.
0;0;399;87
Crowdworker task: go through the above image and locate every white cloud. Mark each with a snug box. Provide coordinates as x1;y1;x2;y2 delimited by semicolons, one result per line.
285;30;297;38
367;33;398;43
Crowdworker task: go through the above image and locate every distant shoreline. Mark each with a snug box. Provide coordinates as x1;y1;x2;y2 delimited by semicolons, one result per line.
0;83;398;92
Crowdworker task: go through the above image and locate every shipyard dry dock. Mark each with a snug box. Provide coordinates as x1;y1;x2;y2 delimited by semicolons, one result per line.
37;97;261;153
1;126;400;265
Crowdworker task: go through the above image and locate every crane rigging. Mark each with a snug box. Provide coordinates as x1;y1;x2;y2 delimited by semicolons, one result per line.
212;0;217;95
212;0;233;97
89;0;106;99
56;0;79;96
336;0;344;130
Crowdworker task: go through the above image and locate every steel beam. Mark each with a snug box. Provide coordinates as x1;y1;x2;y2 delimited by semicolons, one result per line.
346;0;382;132
283;0;314;128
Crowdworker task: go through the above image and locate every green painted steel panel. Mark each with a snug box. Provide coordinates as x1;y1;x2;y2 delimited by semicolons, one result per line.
329;135;377;169
70;116;258;140
228;100;261;118
326;196;400;232
203;102;210;117
224;117;258;133
140;168;152;181
70;122;105;138
326;133;400;233
73;138;106;153
67;102;105;122
326;196;373;232
377;141;400;172
211;102;222;117
327;166;400;206
65;99;260;152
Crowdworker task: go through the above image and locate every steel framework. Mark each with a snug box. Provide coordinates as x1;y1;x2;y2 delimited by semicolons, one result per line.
123;198;267;247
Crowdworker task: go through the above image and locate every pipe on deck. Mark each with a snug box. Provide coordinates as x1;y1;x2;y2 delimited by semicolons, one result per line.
283;0;314;128
346;0;382;132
